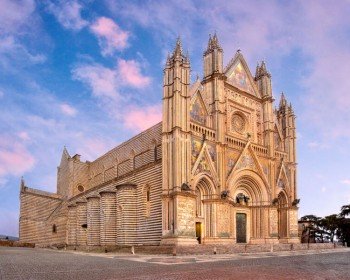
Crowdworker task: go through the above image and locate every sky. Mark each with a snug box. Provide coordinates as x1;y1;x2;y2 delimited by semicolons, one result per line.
0;0;350;237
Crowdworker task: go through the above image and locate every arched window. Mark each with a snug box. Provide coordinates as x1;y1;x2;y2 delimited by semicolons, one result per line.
52;224;57;233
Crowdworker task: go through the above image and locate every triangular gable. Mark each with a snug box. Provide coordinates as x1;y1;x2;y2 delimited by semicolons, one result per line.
227;141;269;186
192;142;219;184
191;138;203;165
190;91;208;125
189;78;202;97
274;122;283;141
276;161;290;190
224;52;260;97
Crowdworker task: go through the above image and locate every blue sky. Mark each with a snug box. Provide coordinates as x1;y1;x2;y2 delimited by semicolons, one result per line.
0;0;350;237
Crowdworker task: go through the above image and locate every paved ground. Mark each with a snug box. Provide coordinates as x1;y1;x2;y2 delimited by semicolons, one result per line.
0;247;349;280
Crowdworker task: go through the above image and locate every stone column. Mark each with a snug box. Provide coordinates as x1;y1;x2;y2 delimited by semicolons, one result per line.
288;207;300;243
87;195;100;246
67;204;77;246
100;191;117;246
76;201;87;246
269;207;278;240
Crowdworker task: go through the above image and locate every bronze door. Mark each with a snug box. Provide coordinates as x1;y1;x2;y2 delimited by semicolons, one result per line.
236;213;247;243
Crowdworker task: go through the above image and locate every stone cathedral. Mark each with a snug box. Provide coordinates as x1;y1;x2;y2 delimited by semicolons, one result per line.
19;35;299;248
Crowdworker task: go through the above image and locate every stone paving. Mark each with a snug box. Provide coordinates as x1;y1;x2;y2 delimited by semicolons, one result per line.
0;247;349;279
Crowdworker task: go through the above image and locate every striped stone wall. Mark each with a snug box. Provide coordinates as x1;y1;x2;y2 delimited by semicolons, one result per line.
100;191;117;246
86;196;100;246
76;201;87;246
67;205;77;246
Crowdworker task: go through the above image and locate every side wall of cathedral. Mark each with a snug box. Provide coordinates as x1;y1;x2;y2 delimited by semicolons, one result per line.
20;123;164;247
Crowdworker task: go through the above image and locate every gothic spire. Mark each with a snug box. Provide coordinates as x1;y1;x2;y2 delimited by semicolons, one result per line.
173;36;183;58
279;92;287;108
255;60;271;79
204;32;222;55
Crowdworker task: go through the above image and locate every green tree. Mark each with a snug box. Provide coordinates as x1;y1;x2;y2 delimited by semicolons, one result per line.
340;204;350;217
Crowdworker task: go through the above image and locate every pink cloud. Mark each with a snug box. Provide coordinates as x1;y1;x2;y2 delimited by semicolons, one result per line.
0;0;35;35
72;59;150;102
340;179;350;186
46;0;88;31
60;103;77;117
123;104;162;132
90;17;129;56
72;63;119;100
0;136;35;177
117;59;151;88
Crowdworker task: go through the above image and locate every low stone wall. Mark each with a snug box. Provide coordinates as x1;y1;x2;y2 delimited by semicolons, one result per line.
62;242;343;255
0;240;35;248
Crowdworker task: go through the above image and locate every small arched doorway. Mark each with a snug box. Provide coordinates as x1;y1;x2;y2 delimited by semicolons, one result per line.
194;177;214;244
278;191;288;239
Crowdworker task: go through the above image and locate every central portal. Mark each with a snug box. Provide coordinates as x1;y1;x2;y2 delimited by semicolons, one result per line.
236;213;247;243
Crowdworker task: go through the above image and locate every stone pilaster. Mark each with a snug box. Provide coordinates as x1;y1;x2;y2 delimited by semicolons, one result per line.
100;191;116;246
76;201;87;246
67;204;77;246
86;195;100;246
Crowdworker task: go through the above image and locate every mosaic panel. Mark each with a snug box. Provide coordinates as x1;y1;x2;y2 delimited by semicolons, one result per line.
191;138;202;165
228;61;254;94
206;143;216;162
195;157;211;175
226;150;237;177
236;152;257;172
190;97;206;125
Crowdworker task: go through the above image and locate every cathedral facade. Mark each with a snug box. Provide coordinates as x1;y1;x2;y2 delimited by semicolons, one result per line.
19;36;299;247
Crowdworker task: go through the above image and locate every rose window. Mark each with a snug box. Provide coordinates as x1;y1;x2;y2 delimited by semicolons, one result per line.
231;113;245;133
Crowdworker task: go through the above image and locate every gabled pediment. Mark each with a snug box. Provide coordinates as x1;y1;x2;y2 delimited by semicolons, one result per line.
276;161;290;190
227;141;269;186
224;52;260;97
190;90;209;125
192;142;218;183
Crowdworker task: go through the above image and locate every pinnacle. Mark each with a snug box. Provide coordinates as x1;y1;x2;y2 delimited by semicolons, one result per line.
204;32;222;55
279;92;287;108
173;36;183;57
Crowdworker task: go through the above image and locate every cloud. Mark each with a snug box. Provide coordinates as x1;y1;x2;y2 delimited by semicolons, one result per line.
72;63;120;100
17;131;30;141
72;59;150;100
123;104;162;132
307;141;329;150
340;179;350;185
0;0;35;35
0;36;46;68
90;17;129;56
0;135;35;177
60;103;77;117
117;59;151;88
46;0;88;31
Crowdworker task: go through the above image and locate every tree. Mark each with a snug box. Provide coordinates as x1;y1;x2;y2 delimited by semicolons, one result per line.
340;204;350;217
320;214;340;243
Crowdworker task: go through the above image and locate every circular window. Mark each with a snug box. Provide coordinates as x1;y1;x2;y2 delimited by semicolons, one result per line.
231;113;246;133
77;185;85;192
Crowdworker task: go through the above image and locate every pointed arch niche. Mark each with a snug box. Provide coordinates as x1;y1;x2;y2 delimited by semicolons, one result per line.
277;191;288;239
193;175;216;243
